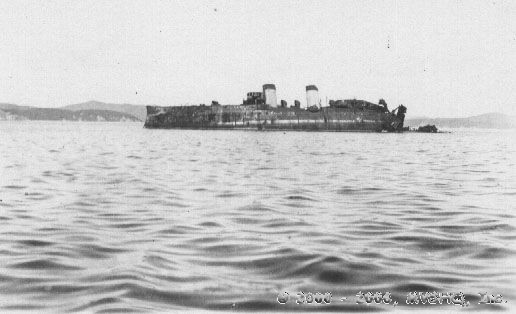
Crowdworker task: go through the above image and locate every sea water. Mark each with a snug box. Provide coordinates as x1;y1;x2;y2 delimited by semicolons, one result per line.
0;121;515;312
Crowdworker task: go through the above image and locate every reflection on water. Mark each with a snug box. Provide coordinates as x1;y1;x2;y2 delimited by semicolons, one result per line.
0;121;515;312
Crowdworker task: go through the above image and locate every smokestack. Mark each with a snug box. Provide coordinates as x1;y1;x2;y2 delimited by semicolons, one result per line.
262;84;277;107
306;85;319;108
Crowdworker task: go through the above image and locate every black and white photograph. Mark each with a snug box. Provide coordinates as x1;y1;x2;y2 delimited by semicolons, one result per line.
1;0;515;312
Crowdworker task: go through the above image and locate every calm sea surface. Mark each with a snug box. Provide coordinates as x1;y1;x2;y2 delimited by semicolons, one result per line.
0;121;515;312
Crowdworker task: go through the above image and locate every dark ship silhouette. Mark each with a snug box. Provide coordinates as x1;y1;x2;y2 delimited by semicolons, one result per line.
144;84;407;132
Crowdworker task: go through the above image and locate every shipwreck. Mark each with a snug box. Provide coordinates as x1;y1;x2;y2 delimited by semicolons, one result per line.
144;84;407;132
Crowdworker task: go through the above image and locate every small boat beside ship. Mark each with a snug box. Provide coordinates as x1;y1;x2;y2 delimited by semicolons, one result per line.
144;84;407;132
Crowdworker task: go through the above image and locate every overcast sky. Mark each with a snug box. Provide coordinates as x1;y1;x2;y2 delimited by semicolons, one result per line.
1;0;514;117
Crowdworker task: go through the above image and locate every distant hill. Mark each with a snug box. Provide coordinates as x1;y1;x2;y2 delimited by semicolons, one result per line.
0;105;140;122
62;101;147;121
0;103;32;111
406;113;516;129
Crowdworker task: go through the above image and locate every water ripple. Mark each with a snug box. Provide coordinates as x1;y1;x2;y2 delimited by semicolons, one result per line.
0;123;515;312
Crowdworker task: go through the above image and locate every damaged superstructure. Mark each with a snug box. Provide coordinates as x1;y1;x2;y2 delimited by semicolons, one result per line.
144;84;407;132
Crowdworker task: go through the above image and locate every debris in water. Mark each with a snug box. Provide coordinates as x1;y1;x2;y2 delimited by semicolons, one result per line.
417;124;438;133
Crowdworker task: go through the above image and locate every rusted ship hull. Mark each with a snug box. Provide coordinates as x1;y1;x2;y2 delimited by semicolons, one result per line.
144;105;405;132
